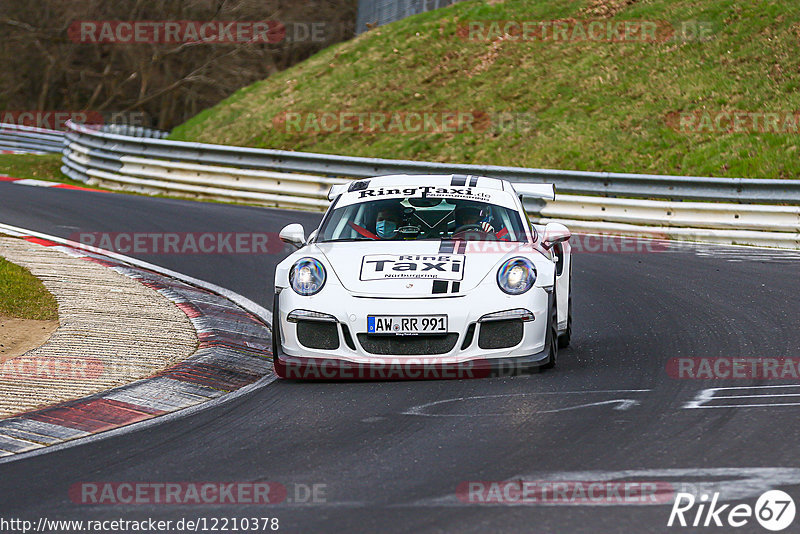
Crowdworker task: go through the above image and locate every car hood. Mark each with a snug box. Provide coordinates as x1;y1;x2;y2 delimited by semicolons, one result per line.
314;240;542;297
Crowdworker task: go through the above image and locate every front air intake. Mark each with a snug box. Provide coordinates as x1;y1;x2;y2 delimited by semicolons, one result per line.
296;320;340;350
357;334;458;355
478;319;523;350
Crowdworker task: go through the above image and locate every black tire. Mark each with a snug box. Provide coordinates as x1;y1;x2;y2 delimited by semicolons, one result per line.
557;291;572;349
541;301;558;370
271;293;287;378
557;259;573;349
271;324;287;378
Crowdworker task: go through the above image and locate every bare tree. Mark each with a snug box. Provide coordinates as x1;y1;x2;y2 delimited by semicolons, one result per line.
0;0;356;129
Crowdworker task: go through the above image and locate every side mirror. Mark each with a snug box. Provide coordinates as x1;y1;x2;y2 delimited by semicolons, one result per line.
279;223;306;248
541;222;571;250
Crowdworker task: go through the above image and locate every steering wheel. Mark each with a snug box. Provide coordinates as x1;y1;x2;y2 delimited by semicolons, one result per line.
452;223;485;235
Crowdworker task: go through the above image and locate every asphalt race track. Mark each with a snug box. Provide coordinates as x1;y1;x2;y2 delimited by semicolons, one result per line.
2;182;800;533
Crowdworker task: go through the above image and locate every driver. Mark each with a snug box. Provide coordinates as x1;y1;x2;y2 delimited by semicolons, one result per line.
454;206;495;234
375;205;402;239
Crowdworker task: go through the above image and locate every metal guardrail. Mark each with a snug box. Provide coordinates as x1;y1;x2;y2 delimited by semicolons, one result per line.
61;122;339;210
0;123;65;154
60;119;800;249
61;120;800;205
94;124;170;140
528;196;799;249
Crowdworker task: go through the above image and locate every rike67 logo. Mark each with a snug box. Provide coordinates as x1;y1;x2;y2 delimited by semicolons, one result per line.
668;490;795;531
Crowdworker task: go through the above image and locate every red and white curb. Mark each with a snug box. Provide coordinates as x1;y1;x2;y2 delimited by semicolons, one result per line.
0;175;102;192
0;150;46;155
0;224;274;459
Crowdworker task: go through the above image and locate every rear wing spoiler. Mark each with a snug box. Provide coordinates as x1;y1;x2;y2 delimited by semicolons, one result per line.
511;183;556;201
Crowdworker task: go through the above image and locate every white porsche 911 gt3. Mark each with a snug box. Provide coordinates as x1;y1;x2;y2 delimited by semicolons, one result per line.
272;174;572;379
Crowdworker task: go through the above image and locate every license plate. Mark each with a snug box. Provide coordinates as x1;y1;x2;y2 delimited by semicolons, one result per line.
367;315;447;335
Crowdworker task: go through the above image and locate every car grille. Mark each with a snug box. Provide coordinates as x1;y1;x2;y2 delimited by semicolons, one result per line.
296;320;340;350
478;319;523;349
357;333;458;355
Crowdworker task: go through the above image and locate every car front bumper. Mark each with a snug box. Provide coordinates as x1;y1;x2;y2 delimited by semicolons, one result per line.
273;280;554;379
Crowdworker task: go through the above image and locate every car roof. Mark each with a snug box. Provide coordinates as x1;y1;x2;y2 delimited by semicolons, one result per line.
329;174;556;205
330;174;524;210
357;174;507;190
328;174;509;200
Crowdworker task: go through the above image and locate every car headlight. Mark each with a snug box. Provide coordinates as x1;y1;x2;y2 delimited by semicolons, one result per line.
497;257;536;295
290;257;326;296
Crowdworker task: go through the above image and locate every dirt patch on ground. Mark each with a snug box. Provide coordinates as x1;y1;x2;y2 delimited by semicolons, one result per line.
0;315;58;362
580;0;639;18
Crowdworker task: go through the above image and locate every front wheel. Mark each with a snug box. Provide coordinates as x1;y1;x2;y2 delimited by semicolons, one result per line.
541;302;558;370
271;325;287;378
558;290;572;349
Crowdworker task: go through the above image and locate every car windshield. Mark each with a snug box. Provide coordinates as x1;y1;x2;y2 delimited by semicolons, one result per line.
316;197;528;242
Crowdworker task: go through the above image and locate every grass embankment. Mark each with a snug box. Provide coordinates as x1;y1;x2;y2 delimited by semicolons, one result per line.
0;153;90;188
0;153;67;182
170;0;800;179
0;255;58;320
